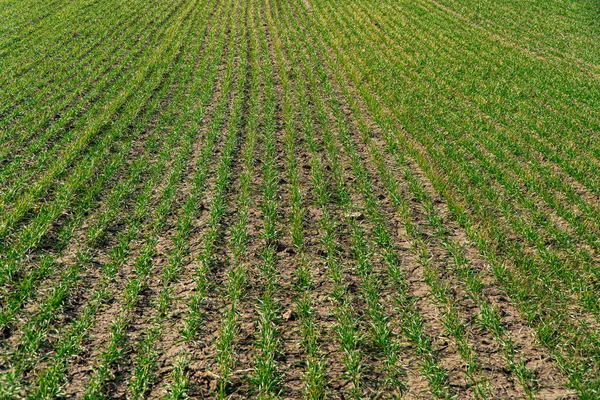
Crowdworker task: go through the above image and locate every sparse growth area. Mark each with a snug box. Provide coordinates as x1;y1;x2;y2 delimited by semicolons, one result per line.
1;0;599;398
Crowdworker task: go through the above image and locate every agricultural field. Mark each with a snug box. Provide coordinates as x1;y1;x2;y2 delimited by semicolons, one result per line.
1;0;599;398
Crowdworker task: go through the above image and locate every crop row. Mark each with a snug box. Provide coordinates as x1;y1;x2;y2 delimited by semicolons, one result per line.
292;0;599;394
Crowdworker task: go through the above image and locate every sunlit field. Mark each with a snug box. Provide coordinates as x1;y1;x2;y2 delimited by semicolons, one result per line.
1;0;599;398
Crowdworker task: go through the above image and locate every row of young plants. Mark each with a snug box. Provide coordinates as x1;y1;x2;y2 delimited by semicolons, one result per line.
178;0;242;345
299;82;366;398
324;0;600;263
0;0;194;263
268;2;406;397
336;0;600;245
0;1;212;396
295;0;600;394
432;0;600;69
263;0;328;396
288;2;558;396
269;8;364;398
0;0;172;175
312;29;538;397
268;2;443;397
283;0;576;397
0;0;187;214
0;0;196;346
213;0;262;396
166;1;248;396
355;0;600;235
0;0;192;315
81;1;226;396
277;2;476;397
124;3;232;399
323;0;600;325
0;0;162;126
250;1;285;395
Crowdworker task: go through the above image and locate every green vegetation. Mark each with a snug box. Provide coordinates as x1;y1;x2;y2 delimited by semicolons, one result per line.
1;0;598;397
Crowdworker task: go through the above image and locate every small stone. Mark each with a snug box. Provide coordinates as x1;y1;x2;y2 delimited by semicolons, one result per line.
282;309;296;321
346;211;364;220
